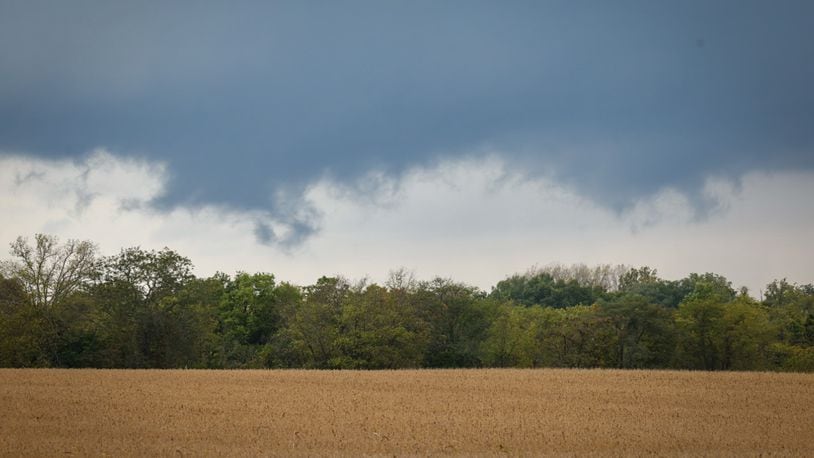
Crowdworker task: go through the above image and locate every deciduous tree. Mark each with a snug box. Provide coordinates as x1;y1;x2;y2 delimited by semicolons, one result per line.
1;234;98;309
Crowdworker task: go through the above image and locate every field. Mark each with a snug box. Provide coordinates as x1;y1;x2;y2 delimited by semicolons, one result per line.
1;369;813;456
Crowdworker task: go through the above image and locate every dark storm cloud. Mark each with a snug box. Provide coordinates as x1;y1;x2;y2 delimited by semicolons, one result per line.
1;1;812;242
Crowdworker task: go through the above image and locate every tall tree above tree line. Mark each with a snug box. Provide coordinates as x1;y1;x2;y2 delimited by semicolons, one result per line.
0;234;98;309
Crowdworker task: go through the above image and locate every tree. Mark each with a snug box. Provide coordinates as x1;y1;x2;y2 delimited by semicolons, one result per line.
0;274;27;314
0;274;47;366
675;297;725;370
598;294;675;368
415;278;493;368
619;266;660;291
481;304;528;367
281;277;349;368
333;284;429;369
102;247;193;303
490;272;603;308
0;235;100;367
88;276;147;367
763;279;801;307
681;273;736;304
719;296;774;370
219;273;281;346
618;267;693;308
92;246;197;368
526;263;629;292
1;234;98;309
675;276;772;371
214;272;302;367
545;305;611;367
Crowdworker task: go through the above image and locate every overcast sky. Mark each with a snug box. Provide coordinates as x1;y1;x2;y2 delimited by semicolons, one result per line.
1;1;812;293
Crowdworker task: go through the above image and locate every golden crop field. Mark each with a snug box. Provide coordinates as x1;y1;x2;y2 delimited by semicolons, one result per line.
1;369;813;457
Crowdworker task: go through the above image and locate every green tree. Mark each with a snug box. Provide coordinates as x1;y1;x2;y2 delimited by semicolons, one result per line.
619;267;693;308
281;277;348;368
544;305;611;367
88;278;146;367
333;284;429;369
763;279;801;307
214;272;305;367
0;274;49;366
719;296;774;370
490;272;603;308
481;304;536;367
598;294;675;368
172;275;226;368
0;235;101;367
0;274;27;314
92;247;199;368
102;247;193;303
619;266;660;291
218;273;278;364
675;297;726;370
675;276;773;371
415;278;494;368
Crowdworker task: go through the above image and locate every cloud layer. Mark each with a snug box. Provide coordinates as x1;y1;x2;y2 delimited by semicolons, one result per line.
1;1;813;241
1;151;811;294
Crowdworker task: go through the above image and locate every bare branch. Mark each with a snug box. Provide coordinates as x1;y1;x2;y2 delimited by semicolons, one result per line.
3;234;98;308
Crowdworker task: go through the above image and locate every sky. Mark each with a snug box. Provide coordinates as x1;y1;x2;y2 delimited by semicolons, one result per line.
1;1;813;293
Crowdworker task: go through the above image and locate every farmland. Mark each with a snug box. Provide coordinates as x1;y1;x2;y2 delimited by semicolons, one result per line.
1;369;813;456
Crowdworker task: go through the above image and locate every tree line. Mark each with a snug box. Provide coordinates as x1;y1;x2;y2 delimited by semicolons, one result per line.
1;234;812;371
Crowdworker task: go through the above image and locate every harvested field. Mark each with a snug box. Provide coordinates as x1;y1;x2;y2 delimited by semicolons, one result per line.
1;369;813;456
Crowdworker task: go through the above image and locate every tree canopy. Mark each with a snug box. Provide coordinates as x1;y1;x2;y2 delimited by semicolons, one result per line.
1;234;812;372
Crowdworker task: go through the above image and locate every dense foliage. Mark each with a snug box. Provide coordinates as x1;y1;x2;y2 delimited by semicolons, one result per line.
1;235;812;371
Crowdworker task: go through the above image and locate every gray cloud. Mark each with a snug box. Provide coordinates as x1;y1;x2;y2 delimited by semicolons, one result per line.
1;1;813;243
252;215;319;250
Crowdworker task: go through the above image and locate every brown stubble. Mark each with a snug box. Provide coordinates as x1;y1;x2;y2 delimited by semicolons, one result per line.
1;369;812;457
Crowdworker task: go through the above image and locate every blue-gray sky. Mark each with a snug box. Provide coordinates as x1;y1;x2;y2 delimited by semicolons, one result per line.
1;1;813;290
3;2;813;213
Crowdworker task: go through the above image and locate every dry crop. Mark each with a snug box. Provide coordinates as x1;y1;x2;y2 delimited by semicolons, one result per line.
1;369;813;456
